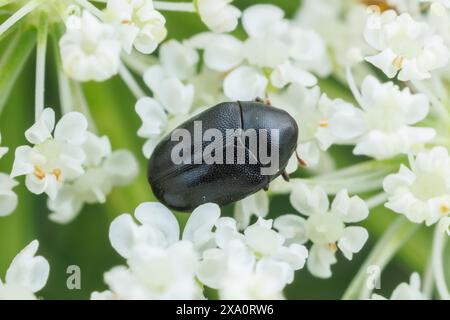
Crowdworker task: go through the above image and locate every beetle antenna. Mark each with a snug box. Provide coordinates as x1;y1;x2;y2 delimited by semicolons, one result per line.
281;170;290;182
295;151;307;167
254;96;271;106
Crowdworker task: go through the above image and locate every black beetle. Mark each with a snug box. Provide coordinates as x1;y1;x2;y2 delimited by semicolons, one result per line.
147;100;298;211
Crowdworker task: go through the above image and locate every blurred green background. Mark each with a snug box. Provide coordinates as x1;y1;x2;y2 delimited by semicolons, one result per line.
0;0;448;299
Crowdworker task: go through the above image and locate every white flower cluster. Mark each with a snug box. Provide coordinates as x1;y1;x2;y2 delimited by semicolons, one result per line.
93;184;369;298
136;39;199;158
59;0;242;82
10;108;138;223
0;241;49;300
283;184;369;278
364;7;449;81
92;202;309;299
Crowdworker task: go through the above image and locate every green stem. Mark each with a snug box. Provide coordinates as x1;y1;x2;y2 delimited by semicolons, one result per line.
0;0;42;38
342;216;419;300
35;12;48;121
432;226;450;299
118;64;146;99
0;27;36;116
422;251;434;299
153;1;196;12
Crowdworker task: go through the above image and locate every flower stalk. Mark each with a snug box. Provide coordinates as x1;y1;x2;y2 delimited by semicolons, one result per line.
342;216;419;300
119;64;146;99
153;1;196;12
35;12;48;121
0;27;36;115
0;0;42;38
432;226;450;299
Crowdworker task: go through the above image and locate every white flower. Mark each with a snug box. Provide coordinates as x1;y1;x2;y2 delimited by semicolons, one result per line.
216;251;288;300
234;190;269;229
271;84;346;167
188;4;326;101
279;26;331;78
0;174;18;217
223;66;268;101
158;40;199;81
136;40;200;158
143;65;194;115
104;0;167;54
94;241;202;300
196;0;241;33
383;146;450;227
330;76;435;160
47;133;138;224
364;10;449;81
94;202;221;299
11;108;88;199
281;183;369;278
0;240;50;300
0;132;8;159
295;0;369;71
189;33;244;72
135;97;167;158
372;273;427;300
109;202;220;257
60;11;122;82
197;217;308;298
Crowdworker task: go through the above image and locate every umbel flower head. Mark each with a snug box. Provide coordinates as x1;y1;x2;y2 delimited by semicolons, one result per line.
11;108;88;200
281;183;369;278
364;8;449;80
384;147;450;227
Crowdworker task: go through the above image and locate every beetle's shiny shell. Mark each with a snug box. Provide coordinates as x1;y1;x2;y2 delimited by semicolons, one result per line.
148;101;298;211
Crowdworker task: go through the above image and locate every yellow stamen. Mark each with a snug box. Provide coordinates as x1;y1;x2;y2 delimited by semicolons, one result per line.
440;205;449;216
34;165;46;180
392;55;404;70
319;120;329;128
362;0;393;12
328;243;337;252
52;168;62;182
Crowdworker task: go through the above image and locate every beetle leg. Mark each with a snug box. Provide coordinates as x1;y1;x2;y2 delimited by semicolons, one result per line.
281;170;290;182
263;185;269;191
255;96;272;106
296;151;307;167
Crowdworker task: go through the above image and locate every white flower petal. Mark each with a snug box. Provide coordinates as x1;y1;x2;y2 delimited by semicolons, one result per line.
307;244;336;279
5;240;49;293
203;35;244;72
109;214;139;259
134;202;180;246
273;214;308;244
25;108;55;145
182;203;221;250
54;112;88;145
223;66;268;101
242;4;285;38
337;226;369;260
290;183;329;216
332;190;369;223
